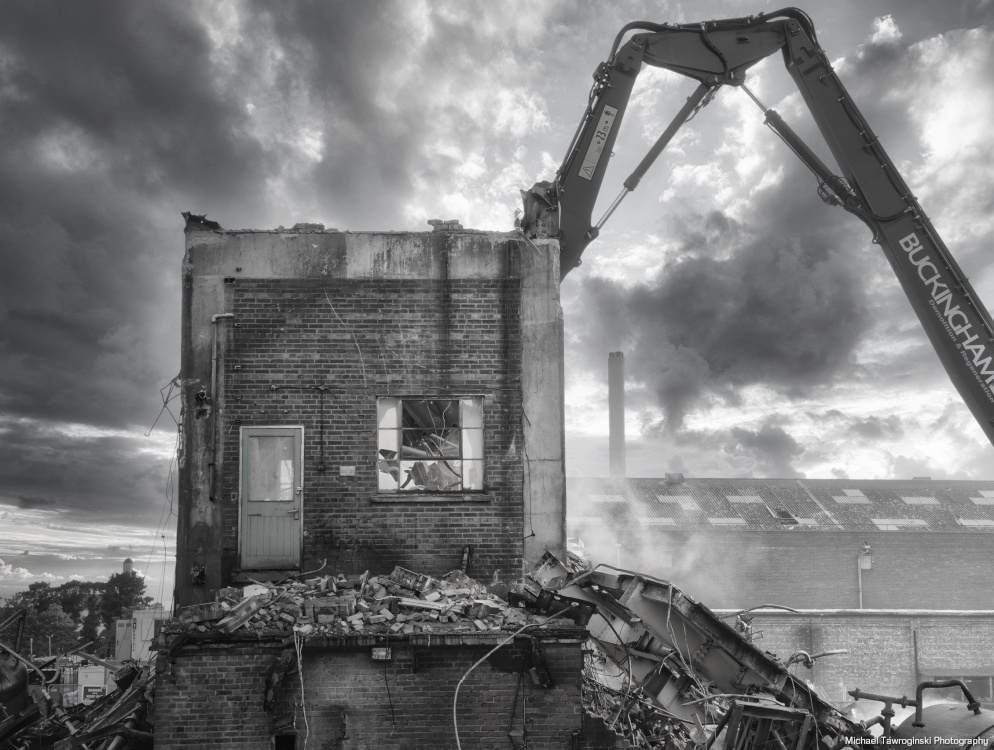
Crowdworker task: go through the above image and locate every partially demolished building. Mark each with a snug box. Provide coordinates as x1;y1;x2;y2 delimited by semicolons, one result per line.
160;217;610;749
174;216;567;605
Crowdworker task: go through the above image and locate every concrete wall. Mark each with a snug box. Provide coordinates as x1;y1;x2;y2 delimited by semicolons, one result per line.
177;222;565;606
727;611;994;705
154;633;621;749
567;527;994;610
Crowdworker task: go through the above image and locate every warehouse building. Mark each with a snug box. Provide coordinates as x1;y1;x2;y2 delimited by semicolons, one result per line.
568;475;994;703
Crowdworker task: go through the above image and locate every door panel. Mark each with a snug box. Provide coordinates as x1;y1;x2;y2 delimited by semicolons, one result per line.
240;427;302;569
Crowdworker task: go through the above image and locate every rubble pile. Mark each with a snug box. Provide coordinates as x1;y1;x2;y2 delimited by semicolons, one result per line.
164;567;550;640
0;661;154;750
581;665;697;750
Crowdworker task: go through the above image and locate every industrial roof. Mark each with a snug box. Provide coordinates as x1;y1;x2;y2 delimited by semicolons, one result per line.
566;477;994;532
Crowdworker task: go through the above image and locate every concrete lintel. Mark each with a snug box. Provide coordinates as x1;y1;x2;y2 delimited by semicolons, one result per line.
185;229;516;281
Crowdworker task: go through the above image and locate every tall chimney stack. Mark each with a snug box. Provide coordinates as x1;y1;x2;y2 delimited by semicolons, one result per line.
609;352;626;477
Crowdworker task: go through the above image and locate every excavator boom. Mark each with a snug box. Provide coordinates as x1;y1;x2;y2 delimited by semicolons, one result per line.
522;7;994;448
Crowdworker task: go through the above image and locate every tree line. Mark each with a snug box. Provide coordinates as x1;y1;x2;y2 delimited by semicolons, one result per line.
0;571;156;658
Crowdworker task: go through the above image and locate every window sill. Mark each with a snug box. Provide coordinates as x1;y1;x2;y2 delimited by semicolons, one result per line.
371;492;491;504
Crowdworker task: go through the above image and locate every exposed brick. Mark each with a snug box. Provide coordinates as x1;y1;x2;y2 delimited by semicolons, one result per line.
739;612;994;704
218;278;525;582
155;637;593;750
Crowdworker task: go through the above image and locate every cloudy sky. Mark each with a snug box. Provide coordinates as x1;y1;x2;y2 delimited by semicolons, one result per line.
1;0;993;601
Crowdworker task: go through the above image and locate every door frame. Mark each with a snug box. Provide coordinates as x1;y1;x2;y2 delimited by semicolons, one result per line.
238;425;305;570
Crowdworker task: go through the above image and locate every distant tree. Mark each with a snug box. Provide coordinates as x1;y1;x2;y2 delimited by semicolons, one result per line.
5;581;56;615
1;572;156;658
3;580;104;629
53;580;103;624
26;604;78;657
99;571;154;630
0;602;78;657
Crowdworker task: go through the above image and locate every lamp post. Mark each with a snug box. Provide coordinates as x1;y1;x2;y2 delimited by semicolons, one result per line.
48;634;52;657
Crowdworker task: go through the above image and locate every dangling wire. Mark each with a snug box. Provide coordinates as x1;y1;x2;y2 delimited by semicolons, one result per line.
294;633;309;750
452;608;573;750
144;375;181;436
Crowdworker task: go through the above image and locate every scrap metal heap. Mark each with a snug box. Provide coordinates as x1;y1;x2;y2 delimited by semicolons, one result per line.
521;560;864;750
524;560;994;750
0;659;154;750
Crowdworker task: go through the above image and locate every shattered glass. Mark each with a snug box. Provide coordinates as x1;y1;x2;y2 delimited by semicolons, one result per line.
377;398;484;491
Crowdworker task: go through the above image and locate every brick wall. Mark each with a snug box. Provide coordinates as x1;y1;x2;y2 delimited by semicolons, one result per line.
575;529;994;610
154;633;620;750
220;276;524;583
154;642;284;748
739;613;994;705
179;229;566;606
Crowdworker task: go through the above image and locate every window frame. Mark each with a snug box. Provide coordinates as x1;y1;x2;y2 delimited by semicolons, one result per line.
376;396;485;494
241;427;303;503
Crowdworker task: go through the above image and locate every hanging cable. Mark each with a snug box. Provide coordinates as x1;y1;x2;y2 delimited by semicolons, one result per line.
383;659;396;737
144;375;181;436
143;421;180;610
507;659;526;739
294;633;309;750
453;606;573;750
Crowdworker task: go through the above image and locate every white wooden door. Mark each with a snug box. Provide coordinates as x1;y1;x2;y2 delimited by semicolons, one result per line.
240;426;303;569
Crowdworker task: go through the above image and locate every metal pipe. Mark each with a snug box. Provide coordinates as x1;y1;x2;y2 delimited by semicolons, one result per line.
0;639;50;686
99;718;140;750
739;81;853;206
592;81;713;233
913;680;982;726
848;689;911;740
912;628;921;689
623;81;712;192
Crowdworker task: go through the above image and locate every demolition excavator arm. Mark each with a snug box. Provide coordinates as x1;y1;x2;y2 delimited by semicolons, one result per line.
521;7;994;448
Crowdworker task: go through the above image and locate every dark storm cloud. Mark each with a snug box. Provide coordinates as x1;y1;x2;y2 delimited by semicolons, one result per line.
0;2;434;430
728;422;805;478
0;419;170;525
239;1;425;229
15;495;57;509
577;209;870;429
0;0;464;525
0;2;273;203
0;1;275;430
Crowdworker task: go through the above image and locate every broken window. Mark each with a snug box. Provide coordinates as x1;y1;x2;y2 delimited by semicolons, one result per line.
377;397;483;492
768;507;799;526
